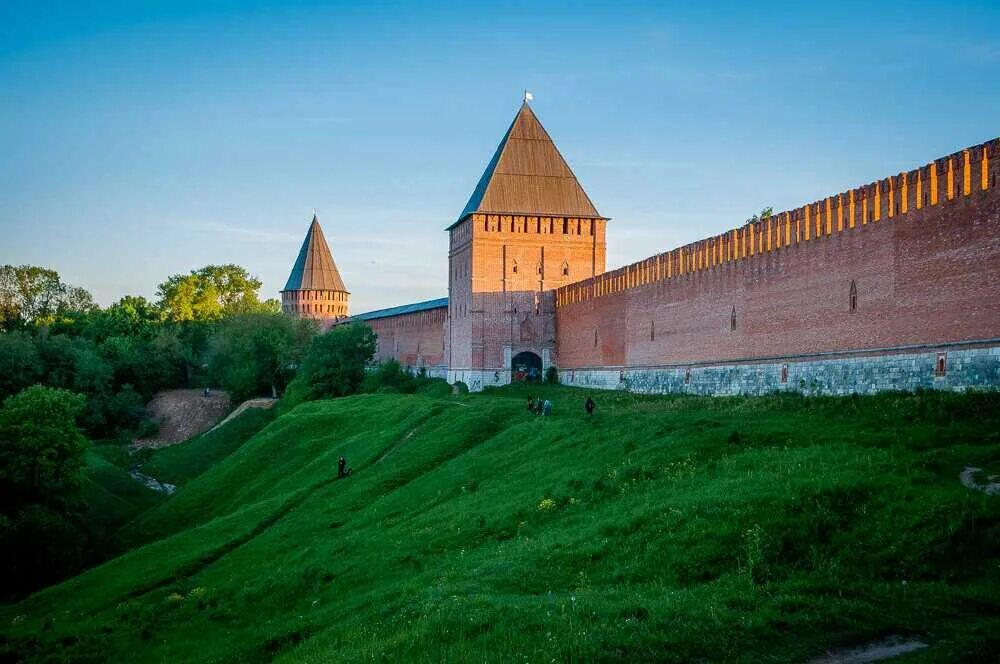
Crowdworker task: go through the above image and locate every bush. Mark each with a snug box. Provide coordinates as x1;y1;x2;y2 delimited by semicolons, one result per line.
545;366;559;384
362;360;414;394
280;323;377;412
415;378;451;398
137;418;161;439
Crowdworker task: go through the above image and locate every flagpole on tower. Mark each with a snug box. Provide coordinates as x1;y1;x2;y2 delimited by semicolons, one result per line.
523;90;533;103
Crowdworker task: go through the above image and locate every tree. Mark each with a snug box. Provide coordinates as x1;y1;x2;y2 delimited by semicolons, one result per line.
0;331;43;400
207;313;316;400
745;207;774;226
85;295;160;342
284;323;376;409
157;264;276;322
0;386;89;599
0;386;88;508
0;265;95;330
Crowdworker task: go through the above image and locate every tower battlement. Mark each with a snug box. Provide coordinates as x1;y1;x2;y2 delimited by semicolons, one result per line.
556;139;998;306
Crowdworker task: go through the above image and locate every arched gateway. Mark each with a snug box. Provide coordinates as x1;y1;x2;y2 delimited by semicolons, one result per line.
511;351;543;382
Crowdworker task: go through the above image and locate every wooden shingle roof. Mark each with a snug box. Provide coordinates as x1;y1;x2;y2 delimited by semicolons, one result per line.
282;215;348;292
451;102;603;228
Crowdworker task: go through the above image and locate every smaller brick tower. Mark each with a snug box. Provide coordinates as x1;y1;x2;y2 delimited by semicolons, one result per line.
281;213;349;321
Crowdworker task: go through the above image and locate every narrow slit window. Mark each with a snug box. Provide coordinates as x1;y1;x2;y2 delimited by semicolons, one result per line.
849;280;858;313
935;353;947;376
730;306;737;331
650;320;655;341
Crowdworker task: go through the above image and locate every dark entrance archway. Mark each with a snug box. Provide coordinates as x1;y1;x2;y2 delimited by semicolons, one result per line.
511;351;543;382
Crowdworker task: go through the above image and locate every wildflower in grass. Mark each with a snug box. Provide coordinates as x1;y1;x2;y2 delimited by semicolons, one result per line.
188;587;206;599
166;593;185;604
538;498;556;511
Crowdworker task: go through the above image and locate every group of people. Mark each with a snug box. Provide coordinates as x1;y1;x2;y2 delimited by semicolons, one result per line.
527;396;553;416
527;395;597;417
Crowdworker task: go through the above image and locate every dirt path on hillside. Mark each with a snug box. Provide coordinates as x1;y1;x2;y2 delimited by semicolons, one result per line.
377;428;417;464
206;397;276;434
133;389;231;449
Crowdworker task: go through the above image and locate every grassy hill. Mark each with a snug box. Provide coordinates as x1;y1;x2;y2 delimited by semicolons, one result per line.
138;406;276;488
81;446;166;542
2;387;999;662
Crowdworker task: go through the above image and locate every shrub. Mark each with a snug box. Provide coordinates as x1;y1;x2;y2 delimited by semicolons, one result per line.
361;360;414;394
545;366;559;384
136;418;161;439
415;378;451;398
280;323;376;411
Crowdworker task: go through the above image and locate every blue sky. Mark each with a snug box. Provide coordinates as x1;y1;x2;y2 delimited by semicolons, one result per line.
2;1;998;312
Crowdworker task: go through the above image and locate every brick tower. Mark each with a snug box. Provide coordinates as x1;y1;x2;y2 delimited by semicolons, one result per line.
445;100;608;388
281;213;350;321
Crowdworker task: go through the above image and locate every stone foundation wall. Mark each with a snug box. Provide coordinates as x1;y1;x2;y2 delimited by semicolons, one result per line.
447;368;511;392
560;343;1000;396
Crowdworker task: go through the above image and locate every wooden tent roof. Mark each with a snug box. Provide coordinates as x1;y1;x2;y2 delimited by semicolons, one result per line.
451;102;603;228
282;215;348;292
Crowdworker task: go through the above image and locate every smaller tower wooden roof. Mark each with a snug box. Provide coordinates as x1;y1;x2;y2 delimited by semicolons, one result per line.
283;214;348;292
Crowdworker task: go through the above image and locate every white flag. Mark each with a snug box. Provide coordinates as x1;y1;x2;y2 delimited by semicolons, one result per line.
524;91;534;101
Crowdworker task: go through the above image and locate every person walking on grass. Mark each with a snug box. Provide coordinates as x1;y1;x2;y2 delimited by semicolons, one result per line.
542;399;552;416
527;396;536;414
585;396;595;417
338;456;352;479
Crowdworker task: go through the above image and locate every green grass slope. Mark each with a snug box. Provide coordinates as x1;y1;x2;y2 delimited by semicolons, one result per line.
3;387;999;662
139;406;276;487
82;446;166;537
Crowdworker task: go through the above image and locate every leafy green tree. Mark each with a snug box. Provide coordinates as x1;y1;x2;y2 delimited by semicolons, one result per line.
71;342;115;433
283;323;376;409
0;265;94;330
85;295;160;342
0;386;89;599
745;207;774;226
36;333;78;389
208;313;316;400
157;264;276;322
0;331;43;399
0;386;88;507
148;327;188;388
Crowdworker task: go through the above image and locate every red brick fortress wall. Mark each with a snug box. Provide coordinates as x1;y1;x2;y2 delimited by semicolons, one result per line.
555;139;1000;370
363;306;447;370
